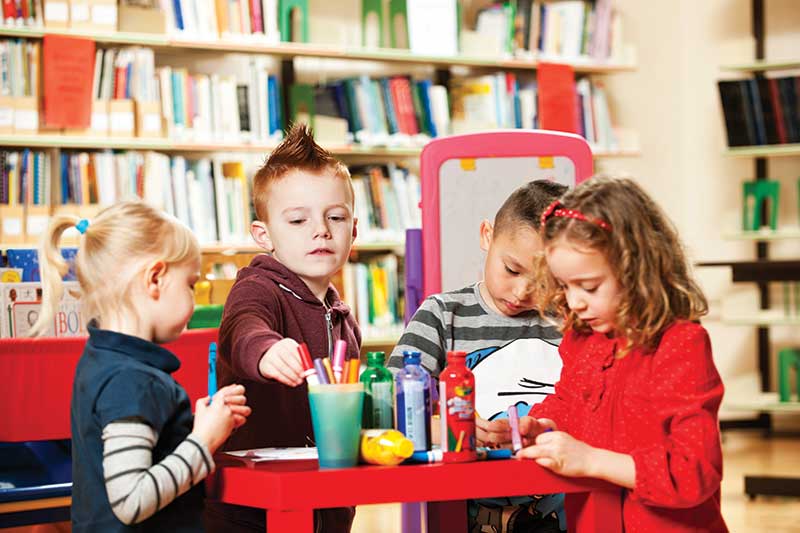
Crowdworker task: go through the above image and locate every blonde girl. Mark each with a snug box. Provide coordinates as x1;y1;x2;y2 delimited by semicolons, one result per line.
31;201;251;533
518;176;727;532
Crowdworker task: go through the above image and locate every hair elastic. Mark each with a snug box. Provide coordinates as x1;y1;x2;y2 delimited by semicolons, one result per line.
540;200;612;232
75;219;90;234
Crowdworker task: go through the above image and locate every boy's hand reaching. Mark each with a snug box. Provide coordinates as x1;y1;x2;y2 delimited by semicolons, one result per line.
258;338;305;386
193;384;251;454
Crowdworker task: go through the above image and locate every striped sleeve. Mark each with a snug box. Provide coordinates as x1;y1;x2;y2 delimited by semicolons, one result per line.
388;295;447;376
102;419;214;525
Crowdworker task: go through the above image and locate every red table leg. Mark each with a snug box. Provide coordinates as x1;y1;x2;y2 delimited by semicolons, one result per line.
266;509;313;532
564;490;622;533
426;500;467;533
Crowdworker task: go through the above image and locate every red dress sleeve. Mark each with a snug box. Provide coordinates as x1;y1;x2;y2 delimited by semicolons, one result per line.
529;330;582;433
627;322;725;509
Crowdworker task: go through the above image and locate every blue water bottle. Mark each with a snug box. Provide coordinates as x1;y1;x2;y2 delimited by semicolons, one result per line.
395;351;432;451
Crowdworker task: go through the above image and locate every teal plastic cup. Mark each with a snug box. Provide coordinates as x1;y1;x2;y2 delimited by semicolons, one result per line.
308;383;365;469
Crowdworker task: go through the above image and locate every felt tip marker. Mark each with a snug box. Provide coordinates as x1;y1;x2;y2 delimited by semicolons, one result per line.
405;449;443;464
347;353;360;383
332;339;347;383
208;342;217;403
507;405;522;454
476;447;512;460
321;357;335;383
313;358;330;384
297;343;320;386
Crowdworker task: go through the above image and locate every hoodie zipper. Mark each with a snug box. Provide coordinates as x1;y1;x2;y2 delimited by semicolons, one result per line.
325;309;333;358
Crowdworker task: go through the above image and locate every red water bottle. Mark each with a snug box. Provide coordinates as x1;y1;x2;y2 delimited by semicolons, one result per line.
439;351;476;463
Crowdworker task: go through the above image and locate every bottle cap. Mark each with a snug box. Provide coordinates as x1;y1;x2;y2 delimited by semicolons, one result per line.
366;351;386;365
403;351;421;365
446;350;467;362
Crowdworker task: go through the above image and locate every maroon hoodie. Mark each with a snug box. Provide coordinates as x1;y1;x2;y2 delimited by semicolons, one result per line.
206;254;360;533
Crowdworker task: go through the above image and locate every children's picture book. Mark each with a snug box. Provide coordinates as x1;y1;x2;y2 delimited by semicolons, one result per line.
0;281;84;338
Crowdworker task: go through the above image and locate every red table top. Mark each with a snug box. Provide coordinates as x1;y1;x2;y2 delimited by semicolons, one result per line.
210;456;618;511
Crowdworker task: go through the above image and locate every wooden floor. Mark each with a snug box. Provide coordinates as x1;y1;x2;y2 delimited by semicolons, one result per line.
5;432;797;533
352;430;800;533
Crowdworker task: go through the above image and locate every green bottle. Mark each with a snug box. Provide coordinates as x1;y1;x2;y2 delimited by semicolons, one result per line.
360;351;395;429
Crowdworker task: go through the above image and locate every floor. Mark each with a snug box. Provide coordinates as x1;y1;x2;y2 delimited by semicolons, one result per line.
5;432;797;533
351;430;800;533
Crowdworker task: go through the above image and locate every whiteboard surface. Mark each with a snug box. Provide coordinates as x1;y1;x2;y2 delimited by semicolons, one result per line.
439;156;576;292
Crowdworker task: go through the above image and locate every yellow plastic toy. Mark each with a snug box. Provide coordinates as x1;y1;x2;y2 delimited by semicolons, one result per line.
359;429;414;466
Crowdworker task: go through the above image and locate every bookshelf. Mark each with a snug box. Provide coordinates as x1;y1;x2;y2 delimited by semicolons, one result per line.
709;0;800;500
720;59;800;73
0;27;636;73
1;1;639;352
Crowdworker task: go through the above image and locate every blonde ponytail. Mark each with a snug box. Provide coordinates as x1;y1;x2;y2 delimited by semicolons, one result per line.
28;216;81;337
28;200;199;338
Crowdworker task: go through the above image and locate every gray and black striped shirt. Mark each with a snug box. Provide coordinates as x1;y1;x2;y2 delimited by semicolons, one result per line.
388;282;563;420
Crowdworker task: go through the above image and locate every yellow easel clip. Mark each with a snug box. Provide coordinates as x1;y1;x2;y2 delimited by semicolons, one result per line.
460;159;476;171
538;156;555;169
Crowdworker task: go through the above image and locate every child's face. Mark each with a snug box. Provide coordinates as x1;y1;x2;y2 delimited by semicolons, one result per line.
479;223;543;317
261;170;356;290
152;259;201;344
545;238;622;334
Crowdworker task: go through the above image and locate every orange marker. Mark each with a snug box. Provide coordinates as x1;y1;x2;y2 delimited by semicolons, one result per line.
347;354;360;383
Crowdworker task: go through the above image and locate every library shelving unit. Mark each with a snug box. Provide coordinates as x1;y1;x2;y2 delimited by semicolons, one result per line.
707;0;800;499
0;8;640;352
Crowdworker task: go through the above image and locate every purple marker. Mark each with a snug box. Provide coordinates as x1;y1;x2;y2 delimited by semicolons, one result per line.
313;358;330;384
332;339;347;383
507;405;522;454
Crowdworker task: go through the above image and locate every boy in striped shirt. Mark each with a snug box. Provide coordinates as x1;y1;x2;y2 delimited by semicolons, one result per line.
389;180;567;533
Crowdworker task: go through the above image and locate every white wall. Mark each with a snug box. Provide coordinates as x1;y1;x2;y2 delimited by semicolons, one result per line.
599;0;800;420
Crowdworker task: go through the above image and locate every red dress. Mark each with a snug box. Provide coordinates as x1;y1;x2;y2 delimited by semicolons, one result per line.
530;321;728;532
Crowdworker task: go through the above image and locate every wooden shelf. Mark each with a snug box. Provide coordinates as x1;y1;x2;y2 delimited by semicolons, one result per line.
725;392;800;413
0;26;636;73
199;240;406;254
722;228;800;241
720;59;800;72
0;134;638;159
0;134;422;157
721;310;800;327
696;260;800;282
361;335;401;348
724;143;800;158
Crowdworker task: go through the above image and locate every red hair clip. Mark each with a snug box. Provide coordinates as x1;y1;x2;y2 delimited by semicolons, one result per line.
540;200;612;232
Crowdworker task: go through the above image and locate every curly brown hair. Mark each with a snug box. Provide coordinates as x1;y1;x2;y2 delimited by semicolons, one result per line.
538;175;708;353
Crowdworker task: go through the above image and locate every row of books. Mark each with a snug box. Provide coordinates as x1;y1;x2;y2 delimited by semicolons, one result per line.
513;0;621;61
717;76;800;147
0;39;39;98
158;56;283;143
336;254;404;342
92;46;158;102
1;148;423;249
1;0;42;28
351;164;421;244
164;0;279;42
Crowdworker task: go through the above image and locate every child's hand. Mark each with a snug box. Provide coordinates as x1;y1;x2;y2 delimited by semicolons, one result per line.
518;416;557;446
216;384;251;428
193;384;251;454
476;416;511;447
258;338;305;386
516;430;596;478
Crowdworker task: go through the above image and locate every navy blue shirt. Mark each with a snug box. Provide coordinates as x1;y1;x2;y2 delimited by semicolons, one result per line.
71;322;204;532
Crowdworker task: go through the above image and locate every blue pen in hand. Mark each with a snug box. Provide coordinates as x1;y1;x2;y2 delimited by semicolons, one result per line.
208;342;217;404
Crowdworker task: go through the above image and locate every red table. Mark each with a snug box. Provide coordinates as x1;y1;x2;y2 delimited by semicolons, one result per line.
208;456;622;532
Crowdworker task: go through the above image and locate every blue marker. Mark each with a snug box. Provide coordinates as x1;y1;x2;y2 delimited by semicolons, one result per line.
208;342;217;402
476;447;512;460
